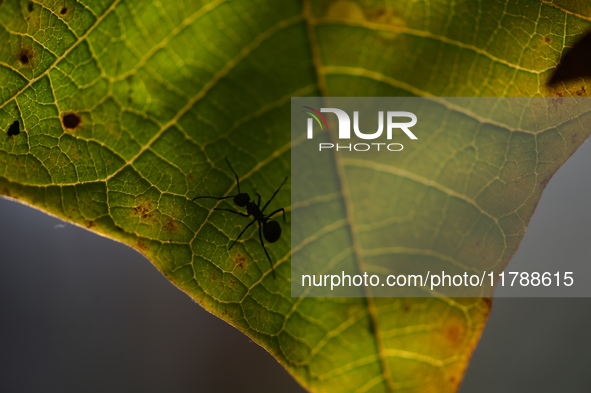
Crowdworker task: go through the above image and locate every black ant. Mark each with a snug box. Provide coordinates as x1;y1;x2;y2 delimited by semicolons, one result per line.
192;159;287;278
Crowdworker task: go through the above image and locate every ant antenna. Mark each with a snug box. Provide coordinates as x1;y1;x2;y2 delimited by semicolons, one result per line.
192;158;250;207
225;158;241;194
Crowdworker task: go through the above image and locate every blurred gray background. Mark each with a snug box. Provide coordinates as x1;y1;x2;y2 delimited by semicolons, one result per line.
0;138;590;392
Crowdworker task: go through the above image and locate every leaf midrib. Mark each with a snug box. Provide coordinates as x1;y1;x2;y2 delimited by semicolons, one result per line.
302;0;396;391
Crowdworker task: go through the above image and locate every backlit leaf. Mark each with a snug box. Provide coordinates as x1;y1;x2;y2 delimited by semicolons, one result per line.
1;0;589;391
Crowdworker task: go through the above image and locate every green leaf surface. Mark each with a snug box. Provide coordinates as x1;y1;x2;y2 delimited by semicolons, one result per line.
1;0;589;391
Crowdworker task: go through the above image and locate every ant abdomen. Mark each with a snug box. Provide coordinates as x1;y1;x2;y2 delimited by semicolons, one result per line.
263;221;281;243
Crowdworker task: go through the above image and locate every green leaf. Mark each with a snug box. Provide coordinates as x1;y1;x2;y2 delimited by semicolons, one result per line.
0;0;589;391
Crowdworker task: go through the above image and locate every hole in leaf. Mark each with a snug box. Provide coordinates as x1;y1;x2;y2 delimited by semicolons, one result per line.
60;7;67;14
62;113;81;129
7;121;20;136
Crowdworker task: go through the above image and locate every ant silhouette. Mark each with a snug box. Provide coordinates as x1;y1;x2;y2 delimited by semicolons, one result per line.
192;159;287;278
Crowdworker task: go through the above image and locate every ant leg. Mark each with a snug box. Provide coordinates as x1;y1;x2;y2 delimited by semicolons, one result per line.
258;224;276;278
267;208;286;222
261;176;288;213
256;193;261;208
192;195;234;202
229;219;256;249
214;208;250;218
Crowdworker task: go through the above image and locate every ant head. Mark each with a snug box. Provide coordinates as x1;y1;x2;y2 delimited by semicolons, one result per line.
263;220;281;243
233;193;250;207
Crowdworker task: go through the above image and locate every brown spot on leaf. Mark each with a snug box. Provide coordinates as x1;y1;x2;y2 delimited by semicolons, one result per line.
18;50;30;65
550;93;564;110
228;278;237;288
576;86;587;96
402;304;410;313
234;252;247;269
211;273;218;281
221;309;235;321
163;218;179;233
137;239;149;252
62;113;81;129
543;36;551;44
446;325;464;345
449;375;462;388
60;7;67;14
132;198;153;219
482;297;492;309
27;2;33;12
